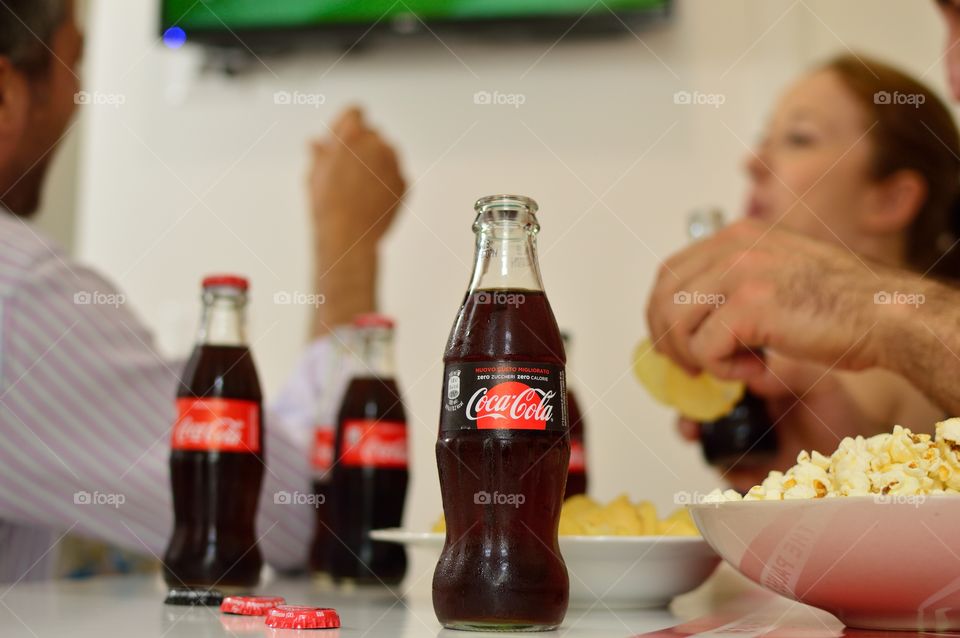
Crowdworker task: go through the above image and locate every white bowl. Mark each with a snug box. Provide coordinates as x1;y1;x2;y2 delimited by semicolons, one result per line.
371;529;719;609
689;495;960;631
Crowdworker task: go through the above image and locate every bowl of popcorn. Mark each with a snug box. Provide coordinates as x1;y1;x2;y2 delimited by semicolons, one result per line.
373;494;719;608
688;418;960;631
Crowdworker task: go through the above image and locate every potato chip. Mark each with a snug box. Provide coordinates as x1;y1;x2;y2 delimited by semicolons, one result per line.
433;494;700;537
633;338;744;421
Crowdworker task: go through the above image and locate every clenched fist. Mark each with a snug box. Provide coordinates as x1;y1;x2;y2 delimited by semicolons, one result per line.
307;107;407;335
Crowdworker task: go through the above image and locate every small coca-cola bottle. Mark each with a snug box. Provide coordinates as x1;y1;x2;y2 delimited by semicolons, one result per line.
308;332;349;578
687;209;779;468
433;194;569;631
562;332;587;499
164;275;264;591
329;314;408;585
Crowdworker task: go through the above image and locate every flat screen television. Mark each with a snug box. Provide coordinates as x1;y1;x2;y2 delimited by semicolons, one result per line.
161;0;671;49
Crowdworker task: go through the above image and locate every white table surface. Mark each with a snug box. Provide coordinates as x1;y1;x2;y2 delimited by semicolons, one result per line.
0;563;777;638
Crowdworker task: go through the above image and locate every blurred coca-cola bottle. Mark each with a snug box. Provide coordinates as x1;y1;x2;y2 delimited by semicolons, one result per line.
309;330;350;579
328;314;408;585
164;275;264;591
687;209;779;469
562;331;587;499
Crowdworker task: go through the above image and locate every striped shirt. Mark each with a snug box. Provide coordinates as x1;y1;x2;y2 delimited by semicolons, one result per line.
0;211;330;584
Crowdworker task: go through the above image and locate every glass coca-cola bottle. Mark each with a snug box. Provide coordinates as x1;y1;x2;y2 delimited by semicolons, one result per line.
688;209;779;468
562;332;587;499
328;314;408;585
164;275;264;592
433;194;570;631
309;330;350;579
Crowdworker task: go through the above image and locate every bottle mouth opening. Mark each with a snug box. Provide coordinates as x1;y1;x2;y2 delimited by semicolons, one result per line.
203;287;247;299
474;194;539;216
473;194;540;232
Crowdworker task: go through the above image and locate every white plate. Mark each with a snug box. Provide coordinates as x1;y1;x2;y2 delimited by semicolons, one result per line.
371;529;719;609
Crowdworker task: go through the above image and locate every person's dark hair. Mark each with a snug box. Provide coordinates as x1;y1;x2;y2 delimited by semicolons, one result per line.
0;0;67;76
823;54;960;280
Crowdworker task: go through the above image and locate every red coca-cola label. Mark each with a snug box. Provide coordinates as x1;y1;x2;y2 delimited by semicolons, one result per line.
171;397;260;452
569;439;586;473
311;426;335;474
339;420;408;469
440;361;567;432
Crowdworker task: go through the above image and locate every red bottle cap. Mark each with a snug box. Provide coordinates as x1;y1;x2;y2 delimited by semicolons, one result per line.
264;605;341;629
220;595;286;616
202;274;249;291
353;313;395;329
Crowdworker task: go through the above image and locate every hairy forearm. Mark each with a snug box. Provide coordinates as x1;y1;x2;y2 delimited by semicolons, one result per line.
872;278;960;417
311;232;377;338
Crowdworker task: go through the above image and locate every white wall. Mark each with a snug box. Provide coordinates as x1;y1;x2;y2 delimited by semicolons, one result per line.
74;0;948;547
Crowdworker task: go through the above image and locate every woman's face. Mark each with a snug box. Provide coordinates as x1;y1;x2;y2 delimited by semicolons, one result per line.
744;69;879;248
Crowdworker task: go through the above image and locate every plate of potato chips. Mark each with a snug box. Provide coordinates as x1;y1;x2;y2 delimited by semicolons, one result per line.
372;494;720;608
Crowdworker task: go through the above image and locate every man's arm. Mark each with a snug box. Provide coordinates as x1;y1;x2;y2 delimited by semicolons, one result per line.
645;219;960;416
873;278;960;417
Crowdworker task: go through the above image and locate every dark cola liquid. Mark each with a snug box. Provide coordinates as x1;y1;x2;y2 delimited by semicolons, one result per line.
329;377;408;585
700;392;779;468
309;478;333;574
164;345;264;589
434;289;569;631
564;387;587;499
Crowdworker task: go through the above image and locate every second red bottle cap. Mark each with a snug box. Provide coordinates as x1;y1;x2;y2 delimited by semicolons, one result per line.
265;605;341;629
220;595;286;616
202;274;249;291
353;313;395;329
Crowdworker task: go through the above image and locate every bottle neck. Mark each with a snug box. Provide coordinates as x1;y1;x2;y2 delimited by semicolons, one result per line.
352;327;396;379
314;327;352;425
197;290;248;347
468;208;544;293
687;208;725;242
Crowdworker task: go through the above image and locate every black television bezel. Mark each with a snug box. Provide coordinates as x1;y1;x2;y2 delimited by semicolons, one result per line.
159;1;672;51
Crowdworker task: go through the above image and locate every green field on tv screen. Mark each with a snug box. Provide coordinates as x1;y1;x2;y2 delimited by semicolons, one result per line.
163;0;668;30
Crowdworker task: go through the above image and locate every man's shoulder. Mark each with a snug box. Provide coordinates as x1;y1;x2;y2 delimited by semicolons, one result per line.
0;213;68;297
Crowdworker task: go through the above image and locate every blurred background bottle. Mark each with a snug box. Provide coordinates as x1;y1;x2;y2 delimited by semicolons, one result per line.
329;314;408;585
686;209;779;469
309;329;351;580
164;275;263;590
562;331;588;499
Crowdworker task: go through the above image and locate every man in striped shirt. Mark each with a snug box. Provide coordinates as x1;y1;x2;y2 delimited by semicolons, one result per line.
0;1;405;582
